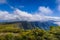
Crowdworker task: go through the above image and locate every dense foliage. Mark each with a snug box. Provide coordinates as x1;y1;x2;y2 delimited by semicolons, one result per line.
0;24;60;40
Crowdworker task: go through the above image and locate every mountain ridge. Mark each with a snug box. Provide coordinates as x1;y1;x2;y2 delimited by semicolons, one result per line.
0;20;58;30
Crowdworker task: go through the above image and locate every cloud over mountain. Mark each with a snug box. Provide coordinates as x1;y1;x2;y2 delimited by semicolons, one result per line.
38;6;53;15
0;6;60;25
0;6;59;22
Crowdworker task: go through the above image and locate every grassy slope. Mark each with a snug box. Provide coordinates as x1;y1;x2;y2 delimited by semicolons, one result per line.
0;23;60;40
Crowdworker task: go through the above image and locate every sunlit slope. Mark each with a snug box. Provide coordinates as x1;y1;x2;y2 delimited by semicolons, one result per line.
0;23;21;33
0;22;60;40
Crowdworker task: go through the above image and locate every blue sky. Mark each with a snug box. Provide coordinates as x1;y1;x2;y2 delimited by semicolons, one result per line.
0;0;56;13
0;0;59;16
8;0;56;13
0;0;60;25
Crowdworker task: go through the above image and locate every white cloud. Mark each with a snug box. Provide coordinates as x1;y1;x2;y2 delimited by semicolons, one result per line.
0;8;50;21
0;0;6;4
0;11;17;20
0;6;58;21
13;8;52;21
0;8;59;22
54;22;60;26
38;6;53;15
43;16;60;21
0;6;60;26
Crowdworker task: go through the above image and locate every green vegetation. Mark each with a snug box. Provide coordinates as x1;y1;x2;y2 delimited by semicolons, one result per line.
0;24;60;40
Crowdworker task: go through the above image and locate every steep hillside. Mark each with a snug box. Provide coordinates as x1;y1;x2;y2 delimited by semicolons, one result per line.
0;20;58;30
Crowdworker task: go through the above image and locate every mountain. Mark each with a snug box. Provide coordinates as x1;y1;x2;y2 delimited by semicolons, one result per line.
0;20;58;30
